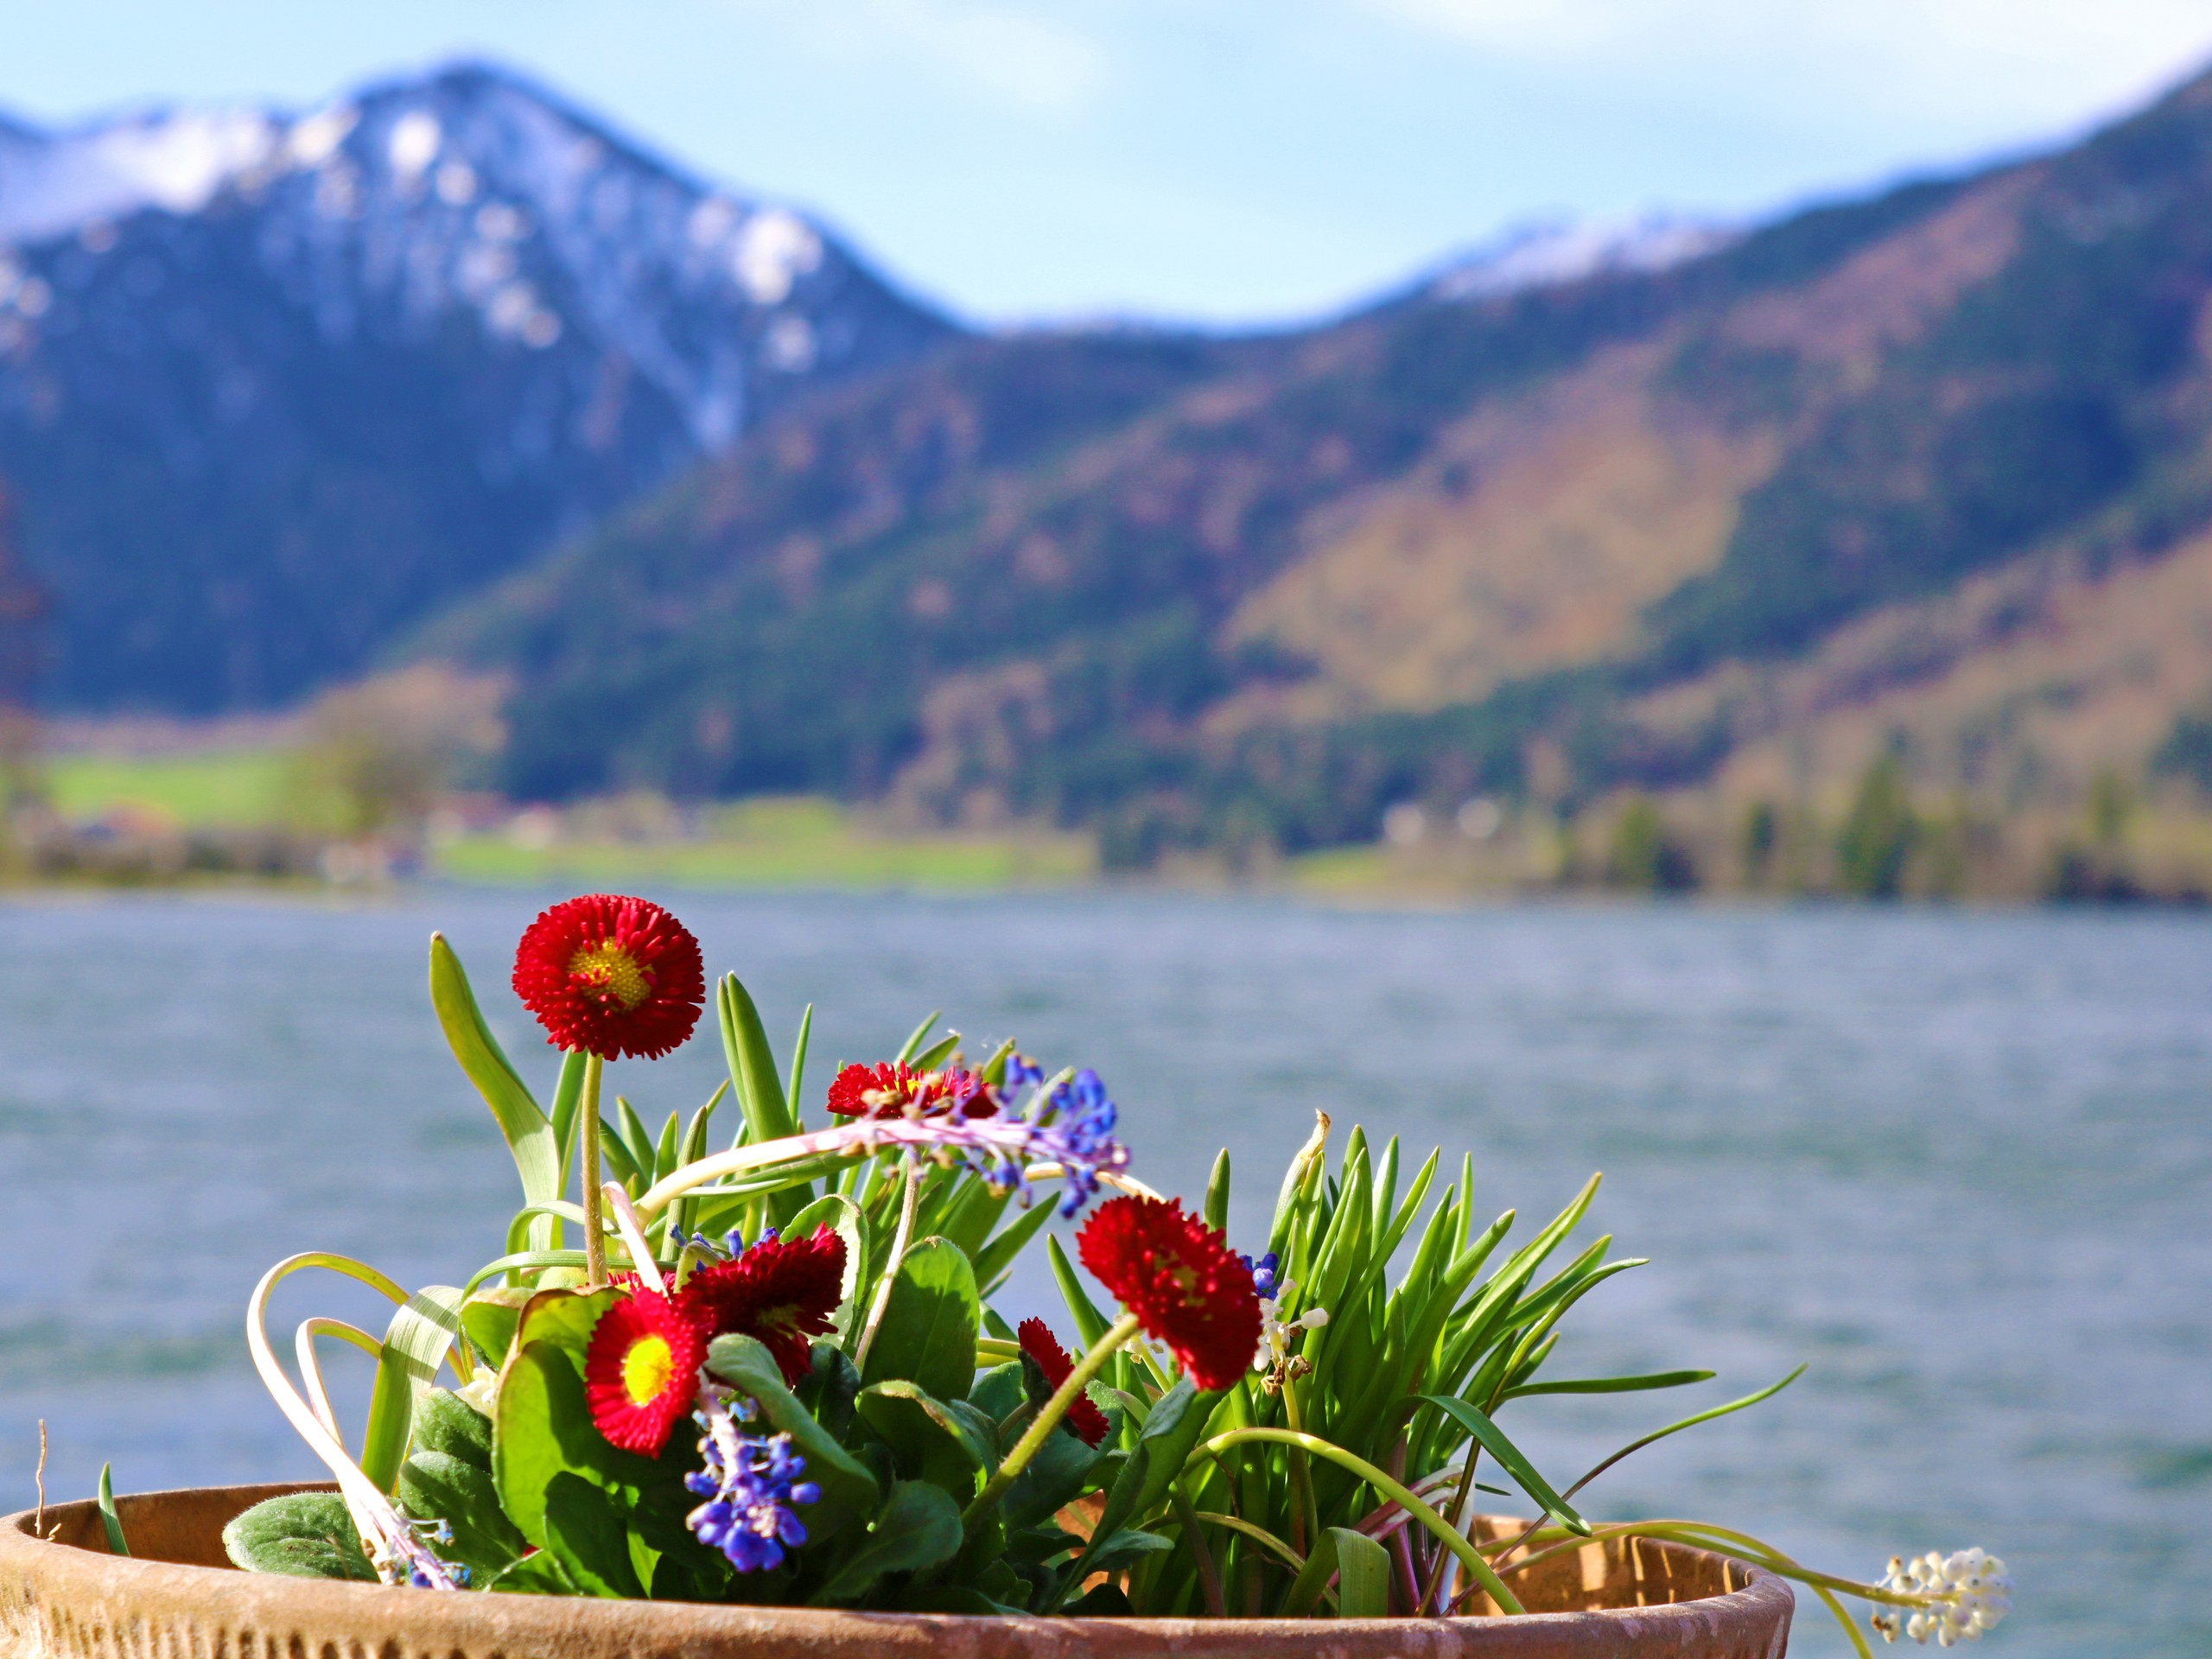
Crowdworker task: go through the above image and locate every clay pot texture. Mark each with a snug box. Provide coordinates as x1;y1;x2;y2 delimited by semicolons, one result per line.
0;1484;1793;1659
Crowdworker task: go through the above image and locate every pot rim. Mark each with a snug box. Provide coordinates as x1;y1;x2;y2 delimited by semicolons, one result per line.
0;1482;1796;1654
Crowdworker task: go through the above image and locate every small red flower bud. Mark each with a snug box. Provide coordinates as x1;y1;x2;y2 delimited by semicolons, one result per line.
1017;1318;1110;1446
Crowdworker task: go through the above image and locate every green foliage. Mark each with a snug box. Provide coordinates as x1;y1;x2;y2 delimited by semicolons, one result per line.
2152;708;2212;793
1837;755;1918;899
249;934;1807;1617
95;1464;129;1558
859;1238;980;1402
1605;797;1696;893
223;1492;377;1580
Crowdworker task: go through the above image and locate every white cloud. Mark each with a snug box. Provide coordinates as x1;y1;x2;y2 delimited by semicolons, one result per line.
748;0;1111;114
1364;0;2212;127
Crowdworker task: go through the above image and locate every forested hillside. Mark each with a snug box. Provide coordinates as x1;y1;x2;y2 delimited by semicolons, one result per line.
425;64;2212;868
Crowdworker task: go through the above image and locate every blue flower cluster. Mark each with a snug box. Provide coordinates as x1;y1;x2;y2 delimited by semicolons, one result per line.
685;1394;819;1573
668;1224;778;1266
1037;1069;1123;1215
858;1062;1129;1217
1243;1250;1281;1300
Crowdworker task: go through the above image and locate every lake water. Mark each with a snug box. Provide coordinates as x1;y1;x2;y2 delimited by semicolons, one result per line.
0;889;2205;1656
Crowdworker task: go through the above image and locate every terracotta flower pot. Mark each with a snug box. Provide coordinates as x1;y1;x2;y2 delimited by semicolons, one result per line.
0;1484;1794;1659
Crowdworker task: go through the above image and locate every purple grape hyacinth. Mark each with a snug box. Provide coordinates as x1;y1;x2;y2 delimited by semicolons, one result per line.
685;1391;819;1573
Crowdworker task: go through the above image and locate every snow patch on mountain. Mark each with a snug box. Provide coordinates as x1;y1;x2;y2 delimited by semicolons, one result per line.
1428;213;1738;302
0;64;955;448
0;107;285;244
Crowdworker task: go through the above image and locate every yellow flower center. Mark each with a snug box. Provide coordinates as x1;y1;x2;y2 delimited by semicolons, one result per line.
569;941;652;1010
621;1333;676;1404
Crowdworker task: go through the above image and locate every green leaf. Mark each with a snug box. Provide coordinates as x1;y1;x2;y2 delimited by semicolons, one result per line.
616;1097;658;1191
542;1471;644;1598
787;1003;815;1129
968;1360;1023;1422
1058;1379;1210;1593
935;1175;1013;1263
460;1287;531;1370
720;974;798;1141
1570;1365;1808;1490
1203;1149;1231;1234
485;1548;578;1595
705;1333;878;1537
785;1193;868;1335
430;934;560;1217
550;1049;589;1195
1281;1527;1390;1617
909;1030;963;1073
893;1010;942;1065
514;1285;618;1363
856;1381;993;1498
671;1083;727;1235
652;1109;682;1185
1082;1528;1174;1574
1500;1370;1715;1401
463;1251;591;1299
1418;1394;1587;1534
972;1199;1055;1297
359;1285;464;1493
397;1449;527;1578
95;1463;129;1557
859;1236;979;1402
810;1480;963;1605
222;1492;375;1580
1269;1112;1332;1256
493;1334;658;1548
412;1387;494;1471
721;974;804;1223
1002;1423;1103;1533
1046;1233;1110;1349
595;1122;644;1193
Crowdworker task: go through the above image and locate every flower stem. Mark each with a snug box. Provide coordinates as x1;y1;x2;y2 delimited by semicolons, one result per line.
1279;1369;1318;1554
1188;1426;1527;1617
1421;1432;1484;1611
1171;1483;1227;1617
580;1053;607;1289
852;1150;921;1371
964;1311;1141;1532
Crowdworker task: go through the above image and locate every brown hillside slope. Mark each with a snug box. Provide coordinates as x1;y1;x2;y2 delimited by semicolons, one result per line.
1225;162;2039;721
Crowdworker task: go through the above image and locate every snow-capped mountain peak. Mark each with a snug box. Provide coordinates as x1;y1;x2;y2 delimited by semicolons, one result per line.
1427;213;1738;303
0;63;954;448
0;62;957;713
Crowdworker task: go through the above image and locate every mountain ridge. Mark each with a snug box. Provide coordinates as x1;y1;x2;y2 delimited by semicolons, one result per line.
419;59;2212;864
0;60;960;710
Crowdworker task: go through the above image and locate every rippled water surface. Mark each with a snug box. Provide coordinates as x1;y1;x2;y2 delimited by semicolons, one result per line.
1;890;2205;1656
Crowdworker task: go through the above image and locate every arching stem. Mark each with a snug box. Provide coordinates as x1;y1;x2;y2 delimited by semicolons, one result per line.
1187;1426;1526;1617
852;1150;922;1371
964;1312;1141;1532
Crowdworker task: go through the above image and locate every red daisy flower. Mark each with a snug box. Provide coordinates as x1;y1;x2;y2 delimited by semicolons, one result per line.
682;1225;848;1386
512;893;705;1060
1077;1197;1261;1392
1017;1318;1110;1446
583;1289;709;1454
825;1061;996;1121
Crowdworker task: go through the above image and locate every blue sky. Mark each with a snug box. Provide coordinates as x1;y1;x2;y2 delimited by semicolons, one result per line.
6;1;2212;326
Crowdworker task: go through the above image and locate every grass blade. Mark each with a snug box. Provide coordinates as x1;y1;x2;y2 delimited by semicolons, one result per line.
893;1010;941;1065
1501;1370;1714;1400
96;1464;128;1556
1418;1394;1588;1534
